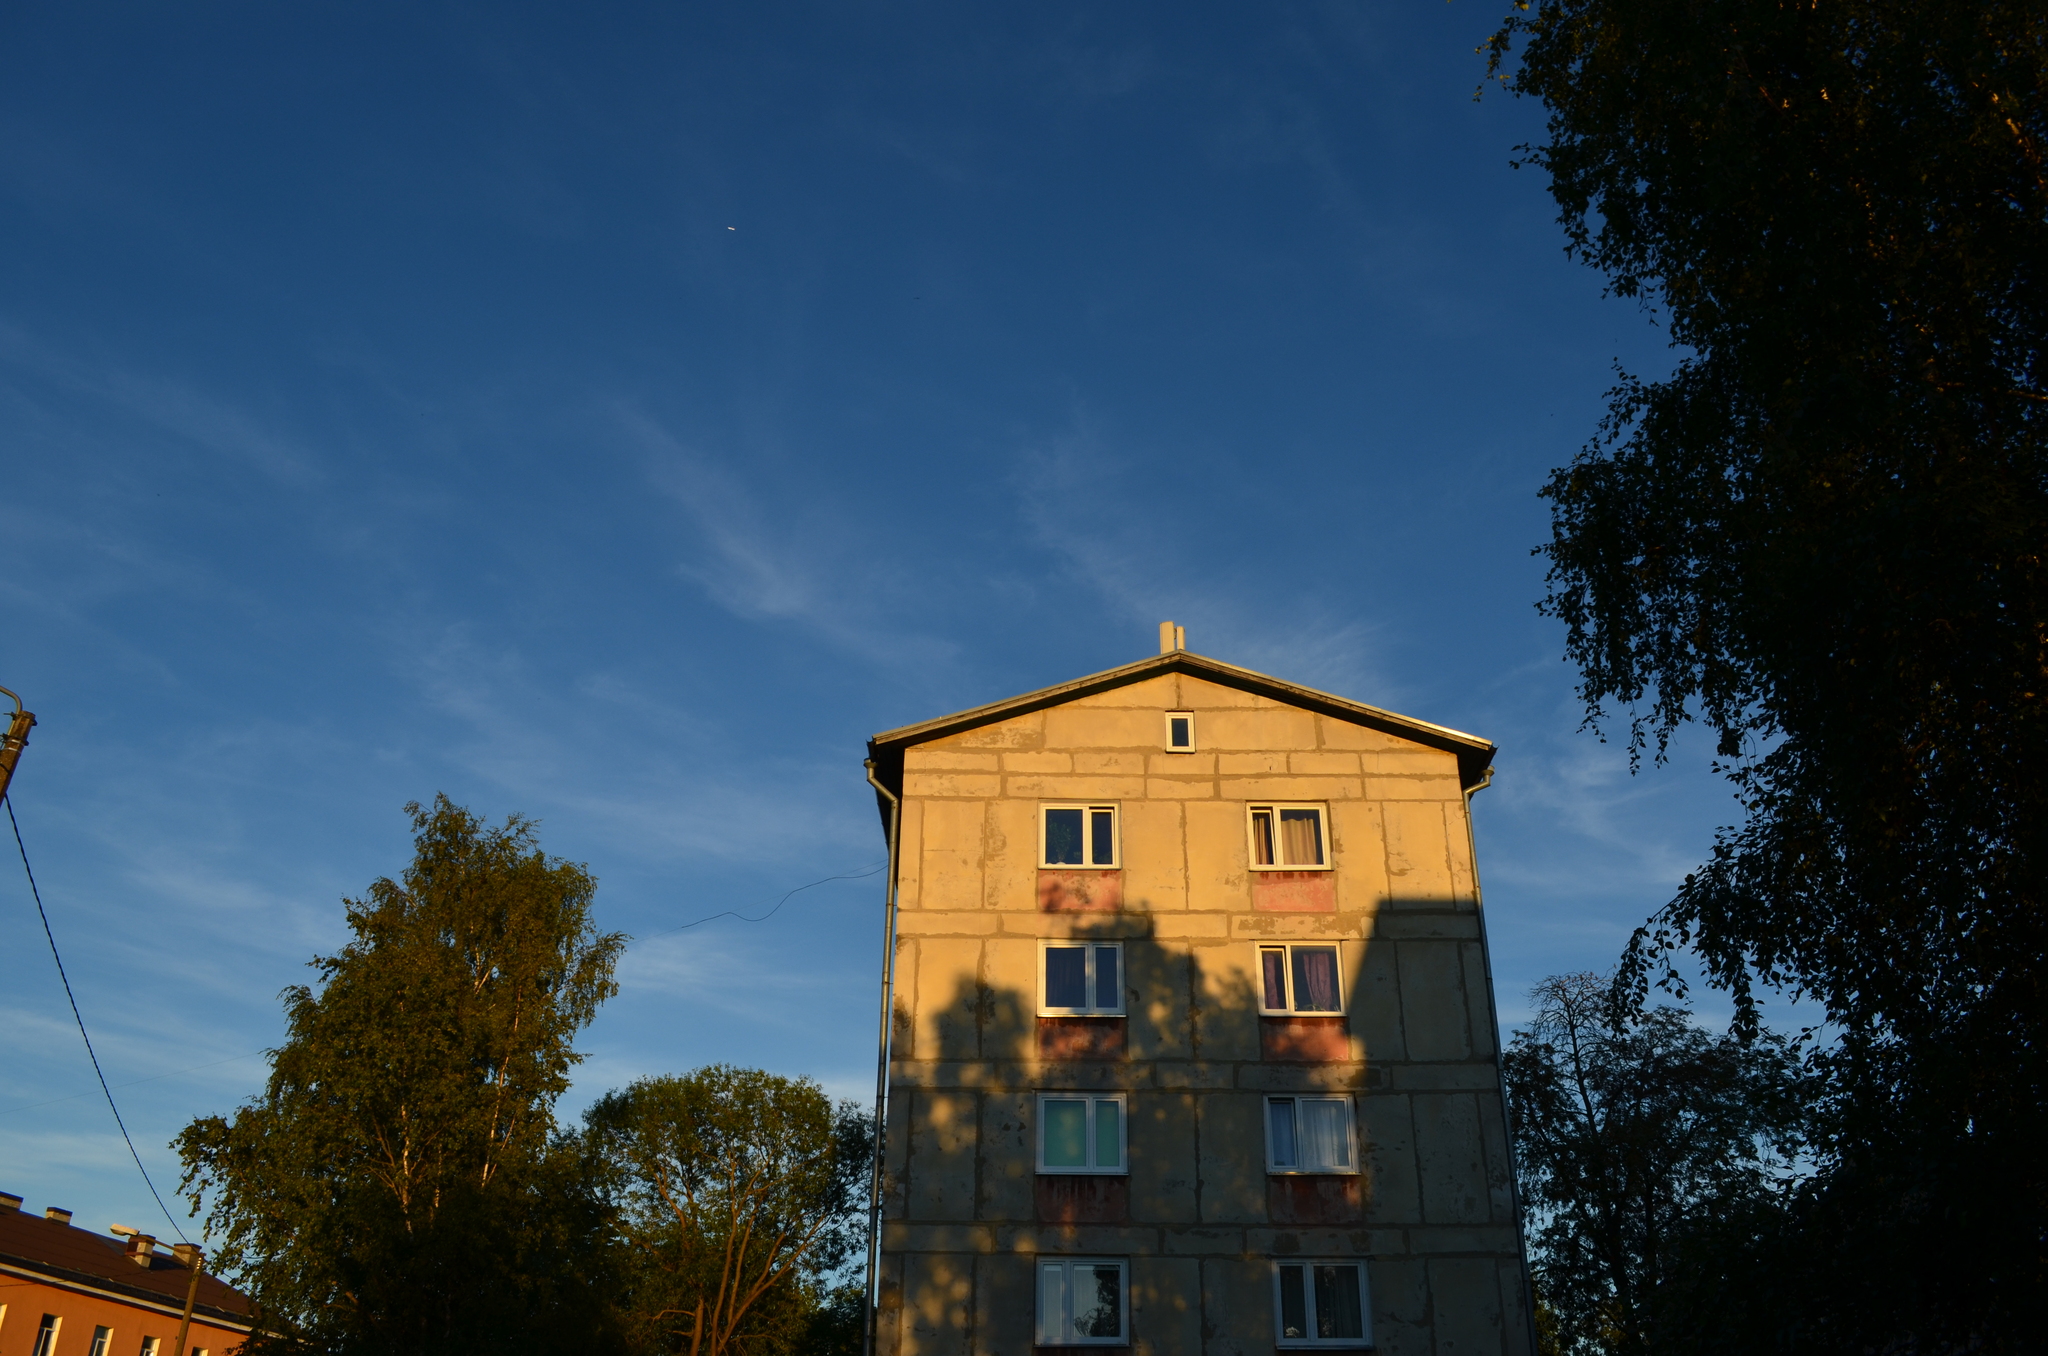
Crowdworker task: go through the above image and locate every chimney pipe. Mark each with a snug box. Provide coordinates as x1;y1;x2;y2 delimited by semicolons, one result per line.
126;1233;158;1266
1157;621;1185;654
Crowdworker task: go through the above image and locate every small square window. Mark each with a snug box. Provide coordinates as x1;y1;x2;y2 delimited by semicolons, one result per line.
1037;1257;1129;1346
1257;943;1345;1015
1266;1095;1357;1173
1037;1094;1127;1174
1164;710;1195;751
1042;804;1119;867
1040;941;1124;1015
1273;1260;1372;1347
1249;804;1329;869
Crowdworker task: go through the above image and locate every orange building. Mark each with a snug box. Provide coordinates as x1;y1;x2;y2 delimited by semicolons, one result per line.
0;1192;250;1356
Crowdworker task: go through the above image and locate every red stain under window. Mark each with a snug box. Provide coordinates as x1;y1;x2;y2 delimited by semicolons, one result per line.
1252;869;1336;912
1037;1017;1127;1060
1038;870;1123;911
1261;1016;1350;1061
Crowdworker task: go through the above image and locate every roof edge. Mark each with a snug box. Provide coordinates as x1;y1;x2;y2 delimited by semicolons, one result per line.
865;651;1495;830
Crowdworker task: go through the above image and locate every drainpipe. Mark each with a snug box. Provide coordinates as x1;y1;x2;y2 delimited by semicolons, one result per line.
1462;767;1542;1356
861;759;903;1356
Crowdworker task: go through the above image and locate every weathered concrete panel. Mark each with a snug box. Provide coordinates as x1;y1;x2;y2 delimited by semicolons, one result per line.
1414;1094;1491;1225
1382;800;1457;903
908;1090;981;1222
1120;799;1187;912
1398;941;1474;1062
1201;707;1319;751
980;1091;1034;1223
920;799;986;911
1197;1093;1268;1223
1359;1092;1422;1225
1430;1257;1506;1356
899;1250;974;1356
1351;940;1409;1061
915;937;986;1062
1132;1256;1204;1356
1126;1090;1199;1223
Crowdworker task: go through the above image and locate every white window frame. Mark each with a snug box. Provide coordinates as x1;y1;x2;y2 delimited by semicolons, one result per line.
89;1326;112;1356
1036;1256;1130;1346
141;1340;163;1356
1264;1094;1359;1174
1036;1093;1129;1175
1272;1259;1373;1348
33;1316;61;1356
1040;803;1120;868
1255;942;1346;1016
1038;940;1125;1016
1163;710;1196;752
1247;803;1331;870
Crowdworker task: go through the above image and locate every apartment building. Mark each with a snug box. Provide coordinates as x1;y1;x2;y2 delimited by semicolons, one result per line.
0;1192;250;1356
863;628;1528;1356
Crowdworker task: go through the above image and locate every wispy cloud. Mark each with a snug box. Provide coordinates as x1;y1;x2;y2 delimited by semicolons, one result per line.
617;405;961;673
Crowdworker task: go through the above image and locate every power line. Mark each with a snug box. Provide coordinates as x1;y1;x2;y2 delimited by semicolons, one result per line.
646;862;886;940
6;793;189;1243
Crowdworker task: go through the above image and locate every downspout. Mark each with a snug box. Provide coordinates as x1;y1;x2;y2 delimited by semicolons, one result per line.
1462;766;1543;1356
861;759;903;1356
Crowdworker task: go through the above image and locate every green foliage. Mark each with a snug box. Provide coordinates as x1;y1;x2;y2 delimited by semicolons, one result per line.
176;796;629;1355
583;1066;872;1356
1503;974;1807;1356
1486;3;2047;1348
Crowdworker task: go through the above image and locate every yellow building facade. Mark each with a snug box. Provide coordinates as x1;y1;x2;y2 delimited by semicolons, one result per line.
864;634;1530;1356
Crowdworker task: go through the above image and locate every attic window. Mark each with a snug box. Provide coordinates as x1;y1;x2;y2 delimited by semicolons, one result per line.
1164;711;1195;751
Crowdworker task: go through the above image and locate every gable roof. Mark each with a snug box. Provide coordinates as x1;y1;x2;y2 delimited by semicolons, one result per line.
0;1207;253;1328
866;649;1495;825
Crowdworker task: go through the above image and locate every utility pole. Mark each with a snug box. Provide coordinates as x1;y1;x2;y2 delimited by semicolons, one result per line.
172;1243;203;1356
0;685;33;803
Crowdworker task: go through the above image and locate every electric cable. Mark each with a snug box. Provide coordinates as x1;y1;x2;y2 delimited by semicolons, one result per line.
6;792;190;1243
646;862;885;940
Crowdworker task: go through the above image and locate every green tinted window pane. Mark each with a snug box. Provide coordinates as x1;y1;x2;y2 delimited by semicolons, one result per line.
1043;1100;1088;1167
1094;1099;1121;1168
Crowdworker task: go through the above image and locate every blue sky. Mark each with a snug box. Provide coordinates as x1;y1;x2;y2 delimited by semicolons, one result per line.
0;1;1749;1243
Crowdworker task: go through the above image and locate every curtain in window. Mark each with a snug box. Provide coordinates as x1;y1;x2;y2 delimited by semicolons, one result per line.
1299;1098;1352;1170
1269;1098;1299;1167
1314;1265;1365;1339
1039;1264;1067;1343
1251;809;1276;865
1291;946;1340;1011
1261;947;1288;1009
1278;808;1323;865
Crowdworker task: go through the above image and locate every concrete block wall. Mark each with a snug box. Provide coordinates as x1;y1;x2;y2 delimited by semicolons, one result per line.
877;673;1528;1356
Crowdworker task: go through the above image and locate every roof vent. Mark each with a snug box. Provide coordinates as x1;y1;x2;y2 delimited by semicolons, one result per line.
173;1243;204;1269
124;1233;158;1266
1157;620;1185;654
0;1192;20;1213
45;1206;72;1224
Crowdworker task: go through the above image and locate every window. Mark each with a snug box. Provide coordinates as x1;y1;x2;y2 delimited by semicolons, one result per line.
1266;1095;1357;1173
1037;1094;1126;1173
1036;1258;1128;1346
1042;804;1118;867
33;1316;60;1356
1257;943;1344;1014
90;1326;112;1356
1164;710;1195;751
1040;941;1124;1016
1248;804;1328;869
140;1341;162;1356
1274;1260;1371;1347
